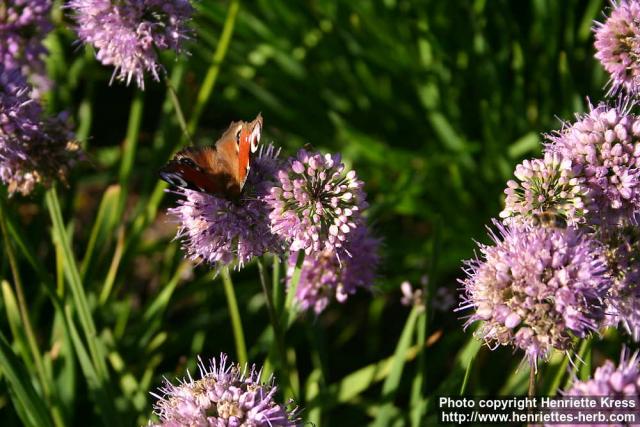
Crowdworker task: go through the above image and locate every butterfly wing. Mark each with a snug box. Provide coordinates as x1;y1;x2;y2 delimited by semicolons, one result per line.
237;114;263;188
160;147;241;197
214;114;262;191
159;114;263;199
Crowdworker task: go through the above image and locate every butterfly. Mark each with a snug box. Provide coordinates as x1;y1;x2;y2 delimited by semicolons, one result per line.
160;114;263;198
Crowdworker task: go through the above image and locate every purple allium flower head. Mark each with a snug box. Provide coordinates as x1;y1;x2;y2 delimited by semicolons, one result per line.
545;104;640;228
168;145;283;269
563;348;640;400
500;152;589;226
458;221;611;366
68;0;194;89
0;0;53;84
594;0;640;97
0;66;80;195
266;149;368;255
602;225;640;341
288;225;379;314
150;353;299;426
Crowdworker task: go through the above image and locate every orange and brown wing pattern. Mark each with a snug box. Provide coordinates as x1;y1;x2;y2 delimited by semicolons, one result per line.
236;114;263;188
160;146;240;197
159;115;263;199
211;114;263;189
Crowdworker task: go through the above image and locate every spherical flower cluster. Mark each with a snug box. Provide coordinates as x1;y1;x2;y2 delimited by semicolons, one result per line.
168;146;283;269
602;225;640;341
68;0;194;89
594;0;640;97
0;0;53;84
545;105;640;228
500;152;588;226
150;354;299;426
563;349;640;398
0;66;80;195
266;149;368;255
288;226;379;314
459;221;611;366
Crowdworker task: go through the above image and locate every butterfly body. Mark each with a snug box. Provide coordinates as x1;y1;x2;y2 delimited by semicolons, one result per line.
160;115;263;198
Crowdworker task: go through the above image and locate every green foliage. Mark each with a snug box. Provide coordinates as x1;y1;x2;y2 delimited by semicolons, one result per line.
2;0;634;426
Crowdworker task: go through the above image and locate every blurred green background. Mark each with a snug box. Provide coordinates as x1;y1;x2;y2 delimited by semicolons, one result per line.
1;0;625;425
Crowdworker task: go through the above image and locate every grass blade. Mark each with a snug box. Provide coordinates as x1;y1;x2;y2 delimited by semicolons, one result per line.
99;226;126;304
409;308;427;426
1;281;31;368
372;306;419;427
62;306;118;426
117;92;144;217
0;200;52;404
307;335;429;411
542;348;574;395
434;336;482;395
45;187;106;376
281;251;304;328
220;267;248;366
188;0;241;135
80;185;121;280
0;332;53;427
459;354;475;395
304;369;323;426
44;187;117;425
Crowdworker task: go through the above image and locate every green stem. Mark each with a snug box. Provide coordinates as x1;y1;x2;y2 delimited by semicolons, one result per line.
528;367;536;397
165;76;193;145
272;255;282;312
305;322;326;418
1;199;86;427
546;352;571;395
281;251;305;328
220;267;248;366
117;91;144;217
0;201;51;402
188;0;241;136
120;0;241;256
0;332;54;427
410;307;427;426
45;187;107;380
98;227;125;305
578;338;592;381
459;356;473;395
567;338;592;386
76;50;95;148
257;258;291;394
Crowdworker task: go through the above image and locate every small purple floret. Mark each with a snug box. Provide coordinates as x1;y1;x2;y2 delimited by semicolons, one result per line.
168;145;283;269
0;0;53;86
545;104;640;228
602;225;640;341
288;225;379;314
0;66;79;195
265;149;368;255
458;220;611;366
500;152;589;226
594;0;640;97
68;0;194;89
562;349;640;400
150;353;299;426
